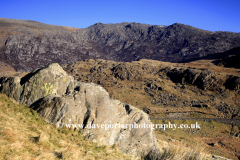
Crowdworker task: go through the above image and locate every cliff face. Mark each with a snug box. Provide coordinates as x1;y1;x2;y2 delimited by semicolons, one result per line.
0;18;240;71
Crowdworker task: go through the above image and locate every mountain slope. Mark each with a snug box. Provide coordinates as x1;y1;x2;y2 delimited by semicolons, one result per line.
0;18;240;71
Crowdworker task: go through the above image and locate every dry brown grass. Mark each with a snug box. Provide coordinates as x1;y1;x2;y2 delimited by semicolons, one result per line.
157;140;207;160
0;94;135;160
153;119;240;160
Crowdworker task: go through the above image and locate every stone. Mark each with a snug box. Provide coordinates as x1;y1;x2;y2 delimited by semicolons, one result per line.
1;76;22;101
0;63;160;159
32;81;160;158
1;63;74;106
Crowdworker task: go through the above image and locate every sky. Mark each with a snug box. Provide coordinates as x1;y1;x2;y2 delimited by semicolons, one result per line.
0;0;240;32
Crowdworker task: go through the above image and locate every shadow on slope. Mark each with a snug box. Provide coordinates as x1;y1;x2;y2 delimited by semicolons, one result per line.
181;47;240;69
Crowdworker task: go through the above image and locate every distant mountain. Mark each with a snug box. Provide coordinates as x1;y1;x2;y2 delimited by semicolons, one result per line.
0;18;240;71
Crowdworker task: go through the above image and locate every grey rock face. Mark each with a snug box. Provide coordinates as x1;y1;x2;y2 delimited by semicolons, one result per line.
1;18;240;72
1;77;22;101
0;63;160;159
1;63;74;106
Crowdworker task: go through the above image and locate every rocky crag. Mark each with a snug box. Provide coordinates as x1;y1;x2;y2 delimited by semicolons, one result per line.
0;63;160;159
0;18;240;72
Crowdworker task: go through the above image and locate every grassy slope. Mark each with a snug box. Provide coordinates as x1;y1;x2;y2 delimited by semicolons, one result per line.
0;94;134;160
153;119;240;160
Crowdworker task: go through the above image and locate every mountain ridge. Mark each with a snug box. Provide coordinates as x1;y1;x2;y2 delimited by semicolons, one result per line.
0;18;240;72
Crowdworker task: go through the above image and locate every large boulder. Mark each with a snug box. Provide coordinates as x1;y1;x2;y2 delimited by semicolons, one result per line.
0;63;160;159
1;63;74;106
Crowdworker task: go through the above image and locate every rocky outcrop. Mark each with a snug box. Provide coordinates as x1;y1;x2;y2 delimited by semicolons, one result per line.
1;18;240;72
0;63;160;159
64;59;222;91
1;63;74;106
166;67;218;90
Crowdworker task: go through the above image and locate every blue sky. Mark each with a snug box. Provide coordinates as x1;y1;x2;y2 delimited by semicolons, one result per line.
1;0;239;32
